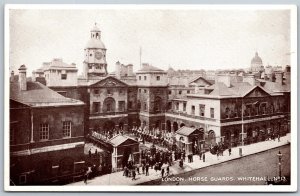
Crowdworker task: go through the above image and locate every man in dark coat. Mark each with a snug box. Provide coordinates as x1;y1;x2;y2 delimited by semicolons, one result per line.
145;163;149;176
203;153;206;162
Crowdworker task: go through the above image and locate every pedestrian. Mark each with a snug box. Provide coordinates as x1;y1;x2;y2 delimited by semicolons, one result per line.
88;148;92;158
199;151;202;160
154;162;159;173
277;134;280;142
132;169;136;180
83;172;88;185
123;166;127;176
136;165;140;175
145;163;149;176
166;165;170;176
203;153;205;162
161;168;165;178
228;148;232;156
142;163;145;174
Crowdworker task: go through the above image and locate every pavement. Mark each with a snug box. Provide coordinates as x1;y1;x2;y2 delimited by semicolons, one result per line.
68;133;290;186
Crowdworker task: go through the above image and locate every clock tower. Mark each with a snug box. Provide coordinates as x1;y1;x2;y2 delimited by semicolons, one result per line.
83;23;108;79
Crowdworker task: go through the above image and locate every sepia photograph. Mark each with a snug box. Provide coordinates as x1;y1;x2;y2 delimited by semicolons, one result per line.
4;4;297;192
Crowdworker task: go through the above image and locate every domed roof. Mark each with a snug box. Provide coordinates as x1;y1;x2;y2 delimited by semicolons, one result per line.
251;52;263;64
85;38;106;49
91;25;100;32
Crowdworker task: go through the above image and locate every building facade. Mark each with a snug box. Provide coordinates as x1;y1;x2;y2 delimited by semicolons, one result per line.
29;23;291;157
10;65;85;185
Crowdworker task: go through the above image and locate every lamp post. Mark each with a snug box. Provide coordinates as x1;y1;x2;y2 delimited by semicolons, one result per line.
277;151;282;178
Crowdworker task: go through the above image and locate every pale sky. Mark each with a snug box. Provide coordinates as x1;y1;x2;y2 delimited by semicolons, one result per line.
9;8;291;76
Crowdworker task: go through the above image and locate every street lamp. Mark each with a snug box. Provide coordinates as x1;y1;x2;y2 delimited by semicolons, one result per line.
277;151;283;178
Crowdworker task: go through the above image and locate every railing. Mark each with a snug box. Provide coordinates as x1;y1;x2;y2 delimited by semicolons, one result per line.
165;111;217;122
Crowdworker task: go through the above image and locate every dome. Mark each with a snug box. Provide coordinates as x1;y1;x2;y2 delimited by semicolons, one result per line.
251;52;263;64
91;25;100;32
85;38;106;49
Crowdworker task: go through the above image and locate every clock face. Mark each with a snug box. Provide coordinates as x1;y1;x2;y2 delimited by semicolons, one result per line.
95;51;103;60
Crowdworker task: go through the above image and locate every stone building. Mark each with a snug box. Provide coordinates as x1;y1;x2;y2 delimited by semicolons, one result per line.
10;65;85;185
250;52;264;73
28;23;291;162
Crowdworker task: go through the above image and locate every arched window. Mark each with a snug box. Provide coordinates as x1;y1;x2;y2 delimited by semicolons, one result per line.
166;120;171;132
103;97;116;112
173;122;178;132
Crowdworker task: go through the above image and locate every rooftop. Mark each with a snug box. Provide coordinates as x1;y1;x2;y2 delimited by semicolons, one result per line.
10;80;84;107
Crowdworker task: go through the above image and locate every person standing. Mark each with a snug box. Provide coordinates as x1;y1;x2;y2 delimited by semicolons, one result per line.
145;163;149;176
228;147;232;156
88;148;92;158
161;168;165;178
203;153;205;162
142;163;145;174
199;151;202;160
277;134;280;142
132;169;136;180
166;165;170;176
136;165;140;175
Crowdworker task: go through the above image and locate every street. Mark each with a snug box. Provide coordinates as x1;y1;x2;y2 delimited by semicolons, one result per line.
142;145;290;185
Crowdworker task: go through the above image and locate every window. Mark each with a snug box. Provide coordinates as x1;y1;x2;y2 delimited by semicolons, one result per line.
90;53;92;56
168;90;171;95
200;104;205;117
156;76;160;81
94;89;99;95
93;102;100;113
144;89;147;93
179;90;182;95
176;102;179;110
61;74;67;80
187;90;190;94
139;76;141;80
128;101;132;109
39;123;49;140
225;107;230;118
139;89;141;93
119;89;123;94
144;76;147;80
210;108;215;118
118;101;125;112
191;105;195;115
183;103;187;112
144;103;147;111
107;89;111;95
63;121;71;138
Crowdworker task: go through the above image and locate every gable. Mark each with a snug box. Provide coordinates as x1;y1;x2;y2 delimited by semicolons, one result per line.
118;138;139;147
189;76;212;86
90;76;128;88
244;86;271;98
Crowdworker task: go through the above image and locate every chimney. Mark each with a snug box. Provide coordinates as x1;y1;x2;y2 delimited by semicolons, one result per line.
275;71;283;85
285;65;291;85
127;64;133;76
10;71;14;82
18;64;27;91
115;61;121;79
243;74;256;86
216;74;231;87
32;71;36;82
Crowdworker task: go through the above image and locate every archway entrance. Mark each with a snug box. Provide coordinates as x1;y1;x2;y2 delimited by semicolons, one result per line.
207;130;216;146
122;147;132;167
173;122;178;132
103;97;116;112
166;120;171;132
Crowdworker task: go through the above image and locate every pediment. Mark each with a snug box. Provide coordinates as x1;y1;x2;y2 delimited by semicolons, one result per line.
90;76;128;88
244;86;271;98
189;76;212;86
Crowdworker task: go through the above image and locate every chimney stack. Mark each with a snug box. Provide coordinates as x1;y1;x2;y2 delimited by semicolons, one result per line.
10;71;14;82
285;65;291;85
243;74;256;86
18;64;27;91
275;71;283;85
